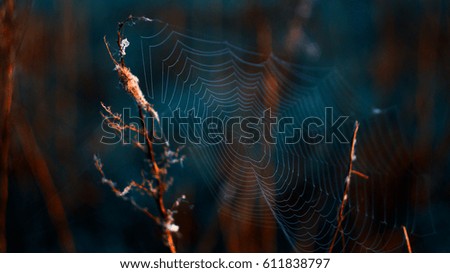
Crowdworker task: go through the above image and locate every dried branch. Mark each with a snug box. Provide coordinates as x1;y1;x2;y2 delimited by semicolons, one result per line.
95;104;180;252
329;121;368;252
100;102;142;134
94;156;159;224
98;16;184;253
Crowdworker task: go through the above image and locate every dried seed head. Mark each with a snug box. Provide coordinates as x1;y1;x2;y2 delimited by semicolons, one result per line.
104;36;160;122
115;65;142;104
115;65;160;122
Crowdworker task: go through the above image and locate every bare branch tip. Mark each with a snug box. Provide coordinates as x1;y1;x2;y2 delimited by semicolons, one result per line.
103;36;119;66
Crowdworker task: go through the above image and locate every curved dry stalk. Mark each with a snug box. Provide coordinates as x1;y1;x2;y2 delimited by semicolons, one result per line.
329;121;369;253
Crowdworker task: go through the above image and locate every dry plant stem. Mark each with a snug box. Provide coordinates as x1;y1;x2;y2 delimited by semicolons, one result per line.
94;159;160;224
329;121;368;253
402;225;412;253
138;108;176;253
0;0;15;252
15;117;75;252
103;18;176;252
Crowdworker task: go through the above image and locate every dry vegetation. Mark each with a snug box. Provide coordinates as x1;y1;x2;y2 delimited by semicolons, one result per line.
329;121;369;252
0;0;446;253
95;16;185;253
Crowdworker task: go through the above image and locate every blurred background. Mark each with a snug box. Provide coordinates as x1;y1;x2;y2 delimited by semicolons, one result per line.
0;0;449;252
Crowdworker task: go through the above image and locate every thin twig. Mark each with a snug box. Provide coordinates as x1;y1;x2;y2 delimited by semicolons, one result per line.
94;157;160;224
402;225;413;253
103;36;119;66
138;107;176;253
351;170;369;180
329;121;368;252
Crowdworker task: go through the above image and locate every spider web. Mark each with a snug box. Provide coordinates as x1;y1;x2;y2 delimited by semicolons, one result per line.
115;18;435;252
